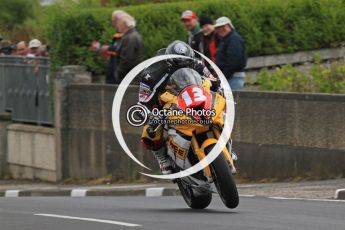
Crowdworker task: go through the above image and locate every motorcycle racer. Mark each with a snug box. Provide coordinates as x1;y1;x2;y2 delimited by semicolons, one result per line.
137;40;221;174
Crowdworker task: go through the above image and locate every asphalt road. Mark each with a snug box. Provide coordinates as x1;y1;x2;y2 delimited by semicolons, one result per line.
0;196;344;230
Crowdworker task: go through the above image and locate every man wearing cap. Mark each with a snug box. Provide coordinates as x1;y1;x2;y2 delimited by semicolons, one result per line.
181;10;203;53
214;16;247;90
27;39;42;57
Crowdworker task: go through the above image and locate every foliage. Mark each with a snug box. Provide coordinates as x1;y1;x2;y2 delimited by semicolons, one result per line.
0;0;42;41
2;0;341;74
46;12;107;73
42;0;345;74
0;0;38;30
257;57;345;94
111;0;193;6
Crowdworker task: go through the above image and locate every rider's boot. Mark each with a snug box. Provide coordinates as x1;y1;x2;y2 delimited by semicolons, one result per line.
153;147;173;175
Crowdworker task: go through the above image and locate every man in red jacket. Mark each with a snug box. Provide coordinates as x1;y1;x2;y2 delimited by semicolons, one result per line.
199;16;221;63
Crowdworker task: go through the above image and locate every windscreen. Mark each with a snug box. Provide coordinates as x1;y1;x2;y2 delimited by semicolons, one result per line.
168;68;203;94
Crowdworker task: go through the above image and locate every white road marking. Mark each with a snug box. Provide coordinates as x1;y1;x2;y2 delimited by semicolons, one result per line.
268;197;300;200
145;187;164;197
335;188;345;199
237;185;257;188
268;196;345;202
239;194;256;197
5;190;20;197
65;184;158;190
34;214;141;227
71;189;88;197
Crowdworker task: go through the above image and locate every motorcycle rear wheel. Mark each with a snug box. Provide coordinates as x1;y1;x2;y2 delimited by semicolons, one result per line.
177;179;212;209
206;144;239;209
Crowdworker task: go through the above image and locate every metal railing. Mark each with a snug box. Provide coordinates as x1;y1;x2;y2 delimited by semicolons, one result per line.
0;56;53;125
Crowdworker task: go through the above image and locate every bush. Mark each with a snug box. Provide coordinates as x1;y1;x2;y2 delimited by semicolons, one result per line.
112;0;193;7
0;0;37;29
44;0;345;74
46;12;107;73
257;57;345;94
0;0;41;41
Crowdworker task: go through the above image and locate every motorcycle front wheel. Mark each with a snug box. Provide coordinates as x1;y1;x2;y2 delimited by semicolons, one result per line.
206;144;239;209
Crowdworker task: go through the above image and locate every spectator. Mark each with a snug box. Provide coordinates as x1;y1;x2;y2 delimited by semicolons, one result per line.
0;34;3;42
113;11;144;83
93;10;124;84
0;40;15;55
15;41;28;56
199;16;221;63
40;44;49;57
214;17;247;90
27;39;42;57
181;10;203;53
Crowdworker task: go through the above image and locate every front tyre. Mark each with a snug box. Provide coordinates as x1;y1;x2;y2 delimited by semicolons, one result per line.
177;179;212;209
206;144;239;209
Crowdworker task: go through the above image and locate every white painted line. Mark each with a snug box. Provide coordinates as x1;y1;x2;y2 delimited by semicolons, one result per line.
335;188;345;199
237;185;257;188
5;190;20;197
71;189;88;197
34;214;141;227
64;184;158;190
268;196;300;200
239;194;256;197
145;187;164;197
268;196;345;203
306;198;345;203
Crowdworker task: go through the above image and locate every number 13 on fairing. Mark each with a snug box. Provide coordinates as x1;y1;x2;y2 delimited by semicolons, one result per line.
181;87;207;106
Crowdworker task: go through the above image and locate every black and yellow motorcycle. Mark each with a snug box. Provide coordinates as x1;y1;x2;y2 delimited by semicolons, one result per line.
156;68;239;209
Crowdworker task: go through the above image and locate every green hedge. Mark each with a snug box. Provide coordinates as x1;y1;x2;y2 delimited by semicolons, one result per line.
45;0;345;74
112;0;193;7
257;56;345;94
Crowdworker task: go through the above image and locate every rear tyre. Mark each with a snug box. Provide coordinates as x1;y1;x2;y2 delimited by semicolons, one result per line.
177;179;212;209
206;144;239;209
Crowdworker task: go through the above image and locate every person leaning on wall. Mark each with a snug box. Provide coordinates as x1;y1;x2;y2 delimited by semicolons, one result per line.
0;39;15;55
113;11;144;84
27;39;42;57
214;16;247;90
15;41;28;56
199;16;221;63
94;10;125;84
181;10;203;53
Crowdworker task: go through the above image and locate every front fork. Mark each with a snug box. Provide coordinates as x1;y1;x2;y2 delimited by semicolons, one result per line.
190;127;237;179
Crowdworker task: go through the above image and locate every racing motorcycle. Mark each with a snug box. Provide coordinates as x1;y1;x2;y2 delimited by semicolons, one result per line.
153;68;239;209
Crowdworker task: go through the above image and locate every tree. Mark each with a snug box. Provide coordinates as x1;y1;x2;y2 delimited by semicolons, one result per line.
0;0;38;30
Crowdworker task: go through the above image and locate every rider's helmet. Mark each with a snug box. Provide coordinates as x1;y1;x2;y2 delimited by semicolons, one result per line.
165;40;195;67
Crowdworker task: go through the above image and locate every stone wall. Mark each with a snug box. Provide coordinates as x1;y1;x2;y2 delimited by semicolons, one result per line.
0;113;10;177
232;92;345;180
7;124;57;181
61;84;345;180
60;84;157;180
